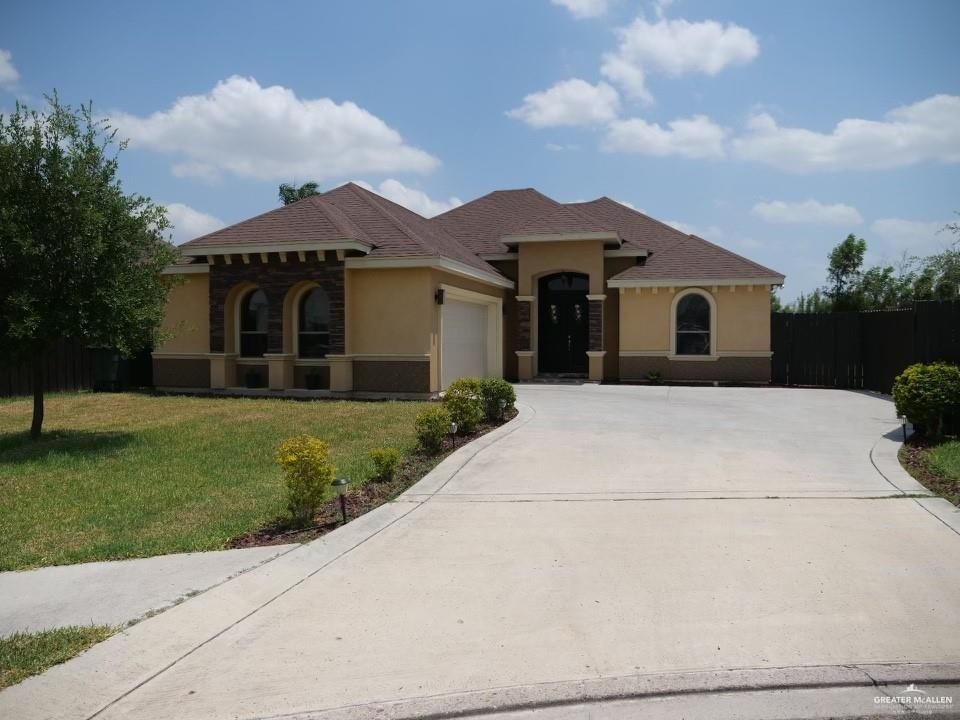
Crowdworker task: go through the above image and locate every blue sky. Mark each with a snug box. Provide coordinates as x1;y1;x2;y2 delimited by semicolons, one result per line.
3;0;959;299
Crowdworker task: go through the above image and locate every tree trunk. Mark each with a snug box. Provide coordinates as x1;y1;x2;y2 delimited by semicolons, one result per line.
30;356;44;439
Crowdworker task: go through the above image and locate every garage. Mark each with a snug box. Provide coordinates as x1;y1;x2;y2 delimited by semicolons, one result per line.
441;298;488;389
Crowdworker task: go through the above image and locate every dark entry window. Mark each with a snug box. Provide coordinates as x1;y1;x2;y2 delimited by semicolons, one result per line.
240;289;268;357
676;293;711;355
298;287;330;358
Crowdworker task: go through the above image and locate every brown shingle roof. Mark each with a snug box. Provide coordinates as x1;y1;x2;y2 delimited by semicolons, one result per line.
180;182;504;279
433;188;613;254
569;197;784;283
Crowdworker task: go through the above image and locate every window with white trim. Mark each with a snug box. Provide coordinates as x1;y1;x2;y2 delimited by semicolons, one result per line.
675;293;711;355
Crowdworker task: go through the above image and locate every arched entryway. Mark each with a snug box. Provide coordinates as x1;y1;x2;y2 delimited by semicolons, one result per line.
538;272;589;374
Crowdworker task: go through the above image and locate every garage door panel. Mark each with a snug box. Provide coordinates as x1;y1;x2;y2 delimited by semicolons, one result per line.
442;300;487;389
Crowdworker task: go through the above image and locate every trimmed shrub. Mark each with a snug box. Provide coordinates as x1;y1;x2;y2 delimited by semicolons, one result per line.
415;405;452;453
369;447;402;482
893;362;960;439
477;377;516;421
443;378;485;433
275;435;336;524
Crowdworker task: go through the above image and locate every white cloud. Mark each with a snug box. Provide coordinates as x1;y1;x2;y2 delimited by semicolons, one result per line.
551;0;609;19
164;203;225;245
870;218;953;257
353;179;462;218
666;219;725;241
752;199;863;226
508;79;620;128
732;94;960;173
110;76;438;182
546;142;580;152
0;49;19;90
601;16;759;102
603;114;726;158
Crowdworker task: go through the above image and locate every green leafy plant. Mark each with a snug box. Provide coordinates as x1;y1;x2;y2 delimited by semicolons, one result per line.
415;405;452;453
893;362;960;439
646;370;663;385
477;377;516;421
275;435;336;524
369;447;402;482
443;378;485;433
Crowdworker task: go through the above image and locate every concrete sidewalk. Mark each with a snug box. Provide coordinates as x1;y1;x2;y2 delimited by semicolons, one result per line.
0;544;297;636
1;386;959;720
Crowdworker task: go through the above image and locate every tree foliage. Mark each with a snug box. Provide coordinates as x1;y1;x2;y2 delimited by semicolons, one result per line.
0;95;176;437
780;221;959;313
278;181;320;205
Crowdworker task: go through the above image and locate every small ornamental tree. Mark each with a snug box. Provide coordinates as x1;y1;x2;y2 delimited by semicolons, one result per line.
0;95;176;438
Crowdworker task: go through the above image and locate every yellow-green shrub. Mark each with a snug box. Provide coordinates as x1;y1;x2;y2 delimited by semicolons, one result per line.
893;362;960;438
369;447;402;482
275;435;335;524
477;377;516;421
415;405;451;453
443;378;484;433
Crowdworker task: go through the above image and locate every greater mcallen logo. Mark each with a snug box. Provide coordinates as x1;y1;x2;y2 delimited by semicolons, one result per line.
874;684;954;711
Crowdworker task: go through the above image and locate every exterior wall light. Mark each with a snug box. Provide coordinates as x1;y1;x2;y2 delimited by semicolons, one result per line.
331;478;349;525
435;288;445;305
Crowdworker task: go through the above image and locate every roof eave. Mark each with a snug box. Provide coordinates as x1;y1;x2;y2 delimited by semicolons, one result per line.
345;256;515;290
607;275;786;289
501;231;621;248
179;239;372;257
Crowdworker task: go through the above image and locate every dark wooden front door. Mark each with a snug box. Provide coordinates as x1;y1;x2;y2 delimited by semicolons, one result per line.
538;273;589;374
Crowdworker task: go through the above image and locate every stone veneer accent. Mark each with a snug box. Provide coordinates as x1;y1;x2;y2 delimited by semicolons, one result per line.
620;355;770;383
152;358;210;388
588;300;603;352
208;252;344;355
353;360;430;393
517;301;532;352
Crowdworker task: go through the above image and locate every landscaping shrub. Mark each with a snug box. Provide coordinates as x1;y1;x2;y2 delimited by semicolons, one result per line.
275;435;336;524
892;362;960;438
443;378;485;433
415;405;452;453
477;377;516;421
369;447;402;482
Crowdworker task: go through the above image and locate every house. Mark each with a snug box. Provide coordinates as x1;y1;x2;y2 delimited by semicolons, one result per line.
155;183;784;394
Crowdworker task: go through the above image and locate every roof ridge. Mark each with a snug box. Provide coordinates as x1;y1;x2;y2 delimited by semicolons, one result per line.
573;197;689;243
306;194;375;247
343;182;440;258
180;196;310;247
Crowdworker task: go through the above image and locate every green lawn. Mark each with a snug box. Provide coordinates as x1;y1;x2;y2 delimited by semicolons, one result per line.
900;438;960;507
0;625;116;690
0;392;430;570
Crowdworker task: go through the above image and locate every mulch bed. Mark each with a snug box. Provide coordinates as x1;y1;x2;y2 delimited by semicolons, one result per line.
227;408;518;548
899;437;960;507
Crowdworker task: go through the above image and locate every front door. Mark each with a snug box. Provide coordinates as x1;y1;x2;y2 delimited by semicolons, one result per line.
537;273;589;374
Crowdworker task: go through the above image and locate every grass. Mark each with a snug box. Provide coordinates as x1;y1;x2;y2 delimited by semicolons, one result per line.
899;438;960;507
0;392;430;570
0;625;116;690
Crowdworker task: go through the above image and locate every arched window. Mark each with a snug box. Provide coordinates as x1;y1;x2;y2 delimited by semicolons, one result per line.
675;293;711;355
240;289;268;357
298;287;330;358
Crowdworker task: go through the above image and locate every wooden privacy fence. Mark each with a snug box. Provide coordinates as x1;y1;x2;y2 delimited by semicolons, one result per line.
0;343;153;397
771;300;960;393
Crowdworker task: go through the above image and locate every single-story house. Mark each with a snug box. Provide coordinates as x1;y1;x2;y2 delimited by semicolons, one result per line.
155;183;784;393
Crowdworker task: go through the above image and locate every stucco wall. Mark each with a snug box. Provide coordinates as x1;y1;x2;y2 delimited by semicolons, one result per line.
619;285;771;352
155;274;210;354
518;240;605;295
346;268;434;355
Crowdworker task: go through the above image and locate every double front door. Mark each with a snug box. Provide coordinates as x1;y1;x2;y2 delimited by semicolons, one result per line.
537;273;589;374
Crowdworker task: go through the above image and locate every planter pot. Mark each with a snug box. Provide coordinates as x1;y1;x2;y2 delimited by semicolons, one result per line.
245;370;264;389
305;373;323;390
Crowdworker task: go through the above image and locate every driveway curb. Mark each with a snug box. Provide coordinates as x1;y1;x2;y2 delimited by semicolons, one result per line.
257;662;960;720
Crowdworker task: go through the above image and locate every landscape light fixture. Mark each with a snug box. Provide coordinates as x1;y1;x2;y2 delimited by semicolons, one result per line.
332;478;349;525
899;415;908;443
450;421;458;448
498;399;507;419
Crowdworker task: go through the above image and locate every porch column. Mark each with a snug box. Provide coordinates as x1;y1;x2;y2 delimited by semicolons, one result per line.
327;355;354;392
586;294;606;382
264;353;295;390
515;295;534;380
209;353;238;389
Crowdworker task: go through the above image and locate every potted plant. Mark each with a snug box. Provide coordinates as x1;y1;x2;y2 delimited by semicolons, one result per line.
245;369;264;389
305;371;323;390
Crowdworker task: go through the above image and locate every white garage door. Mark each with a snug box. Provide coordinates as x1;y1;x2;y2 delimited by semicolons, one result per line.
442;299;487;389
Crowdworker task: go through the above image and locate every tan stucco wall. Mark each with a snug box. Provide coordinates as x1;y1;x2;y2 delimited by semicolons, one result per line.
518;240;605;295
346;268;434;355
618;285;771;352
155;274;209;354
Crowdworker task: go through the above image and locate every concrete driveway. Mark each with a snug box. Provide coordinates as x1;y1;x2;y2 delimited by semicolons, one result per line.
3;385;960;720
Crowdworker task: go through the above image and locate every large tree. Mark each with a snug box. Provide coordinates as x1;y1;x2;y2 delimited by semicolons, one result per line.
278;181;319;205
0;95;176;438
826;233;867;311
